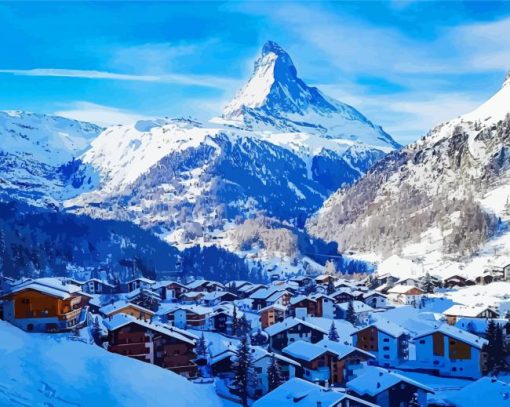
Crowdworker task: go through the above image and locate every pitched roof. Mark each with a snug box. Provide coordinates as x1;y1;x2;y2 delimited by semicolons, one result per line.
336;301;373;313
253;378;377;407
347;366;434;396
414;323;488;349
265;317;328;336
250;287;283;300
282;340;331;362
151;280;186;290
317;339;375;360
102;314;195;345
3;278;83;300
444;304;498;318
352;319;407;338
258;303;287;313
387;284;424;294
446;377;510;405
99;300;154;316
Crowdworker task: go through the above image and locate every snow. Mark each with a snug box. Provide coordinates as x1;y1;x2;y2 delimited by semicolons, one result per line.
5;277;83;299
264;317;328;336
282;340;329;361
414;323;487;349
445;377;510;406
0;321;227;406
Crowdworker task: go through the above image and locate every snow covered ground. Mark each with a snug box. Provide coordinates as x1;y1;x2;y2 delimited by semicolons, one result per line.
0;321;230;406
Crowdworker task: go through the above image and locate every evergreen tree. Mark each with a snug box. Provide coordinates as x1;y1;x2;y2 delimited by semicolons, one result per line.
90;315;102;344
195;332;208;358
267;354;283;391
236;314;251;337
408;392;420;407
326;279;335;295
421;272;435;294
345;300;357;325
232;336;257;406
328;321;340;342
485;319;499;372
232;305;238;335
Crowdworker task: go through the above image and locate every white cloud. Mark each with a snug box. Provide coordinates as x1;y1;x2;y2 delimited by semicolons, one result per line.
55;102;150;127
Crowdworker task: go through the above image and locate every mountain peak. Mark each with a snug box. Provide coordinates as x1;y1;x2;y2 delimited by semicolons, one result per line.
503;71;510;88
261;40;287;57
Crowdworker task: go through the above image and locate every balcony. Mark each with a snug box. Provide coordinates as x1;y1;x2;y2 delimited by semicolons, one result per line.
304;366;330;382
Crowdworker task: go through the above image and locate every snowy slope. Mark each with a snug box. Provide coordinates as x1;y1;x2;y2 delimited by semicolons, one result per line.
0;321;226;407
308;72;510;280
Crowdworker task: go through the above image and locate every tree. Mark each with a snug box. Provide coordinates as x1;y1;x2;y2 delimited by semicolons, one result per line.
345;300;357;325
232;336;257;406
90;316;102;344
232;305;238;335
268;354;283;391
195;332;208;359
328;321;340;342
421;272;435;294
326;279;335;295
485;319;506;373
236;314;251;338
408;392;420;407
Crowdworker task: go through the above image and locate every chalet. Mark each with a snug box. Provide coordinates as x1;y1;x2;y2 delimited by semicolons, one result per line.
395;277;421;286
455;318;510;341
250;287;291;310
253;378;378;407
152;280;188;302
1;278;90;332
166;305;213;330
201;291;237;307
123;277;156;293
374;273;399;287
179;291;204;304
80;278;116;295
351;320;409;366
335;301;374;324
443;275;475;288
443;304;499;325
289;276;314;287
310;294;336;318
125;287;161;311
445;376;510;406
412;324;488;379
237;283;267;299
186;279;224;293
346;366;433;407
362;291;388;309
331;288;359;303
103;313;198;378
289;294;335;319
259;303;287;329
283;339;374;386
265;317;327;351
212;304;242;334
315;274;337;285
387;285;425;305
99;300;154;322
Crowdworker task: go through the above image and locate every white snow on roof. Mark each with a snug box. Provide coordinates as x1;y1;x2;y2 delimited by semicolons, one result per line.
283;340;330;362
444;304;496;317
99;300;154;316
5;278;82;299
336;300;374;313
317;339;375;360
446;377;510;405
265;317;328;336
414;323;488;349
347;366;434;396
387;284;424;294
353;319;407;338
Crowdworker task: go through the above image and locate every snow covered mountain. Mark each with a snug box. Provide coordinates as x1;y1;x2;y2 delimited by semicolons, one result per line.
65;42;398;245
308;73;510;280
0;111;102;204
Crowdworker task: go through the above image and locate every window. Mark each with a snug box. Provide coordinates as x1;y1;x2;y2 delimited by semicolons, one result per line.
383;338;389;343
21;298;30;304
27;324;34;331
419;340;425;344
384;355;390;359
383;346;390;351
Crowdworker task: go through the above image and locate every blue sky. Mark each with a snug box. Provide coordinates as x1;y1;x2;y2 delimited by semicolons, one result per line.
1;1;510;144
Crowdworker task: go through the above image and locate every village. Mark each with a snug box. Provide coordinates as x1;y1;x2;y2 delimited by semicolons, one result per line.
1;266;510;407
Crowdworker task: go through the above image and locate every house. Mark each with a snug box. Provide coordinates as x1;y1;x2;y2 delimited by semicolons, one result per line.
166;305;213;330
80;278;116;295
238;283;267;299
103;313;198;378
99;300;154;322
362;291;388;309
310;294;336;318
253;378;378;407
331;288;359;304
387;285;425;305
123;277;156;293
315;274;337;285
201;291;237;307
443;304;499;325
259;304;287;329
395;277;421;286
152;280;188;302
455;318;510;341
179;291;204;304
335;301;374;324
443;275;475;288
186;279;224;293
412;323;488;379
1;278;90;332
289;295;318;319
125;287;161;311
346;366;434;407
351;320;409;366
374;273;399;287
445;377;510;406
212;304;243;334
289;276;314;287
283;339;374;386
265;317;327;351
250;287;291;310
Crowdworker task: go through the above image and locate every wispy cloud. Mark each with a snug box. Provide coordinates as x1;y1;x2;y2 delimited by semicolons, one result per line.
0;68;236;89
55;102;150;127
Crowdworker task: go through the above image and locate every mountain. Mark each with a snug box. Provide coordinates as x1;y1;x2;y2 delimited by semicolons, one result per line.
0;111;103;205
308;73;510;279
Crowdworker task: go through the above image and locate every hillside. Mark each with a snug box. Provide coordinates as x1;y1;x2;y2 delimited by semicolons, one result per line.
0;321;227;406
308;74;510;279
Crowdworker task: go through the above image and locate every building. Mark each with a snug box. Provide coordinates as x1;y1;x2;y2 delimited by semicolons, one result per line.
413;324;488;379
166;305;213;330
289;276;314;287
103;314;198;378
99;300;154;322
443;275;475;289
123;277;156;293
351;320;409;366
387;285;425;305
250;287;291;310
362;291;388;309
179;291;204;304
346;366;433;407
212;304;243;334
152;280;188;302
186;279;224;293
283;339;374;386
443;304;499;325
201;291;237;307
315;274;337;285
265;317;327;351
259;304;287;329
1;278;90;332
253;378;377;407
455;318;510;341
125;287;161;311
335;301;374;324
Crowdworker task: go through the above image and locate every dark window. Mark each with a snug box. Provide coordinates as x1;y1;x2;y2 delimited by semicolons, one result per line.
27;323;34;331
383;346;390;351
383;338;389;343
419;340;425;344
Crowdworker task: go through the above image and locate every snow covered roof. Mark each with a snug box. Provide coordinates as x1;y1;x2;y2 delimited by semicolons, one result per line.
265;317;328;336
125;277;156;285
125;287;161;301
347;366;434;396
443;304;497;317
202;291;236;301
282;340;330;362
414;323;488;349
317;339;374;360
445;377;510;405
258;303;287;313
265;290;289;303
253;378;377;407
363;290;387;299
84;278;115;287
3;278;83;300
387;284;425;294
249;287;284;300
336;300;374;313
102;314;195;345
239;283;266;293
151;280;186;290
186;279;224;290
352;319;407;338
99;300;154;316
180;290;204;298
455;317;508;333
289;294;312;305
